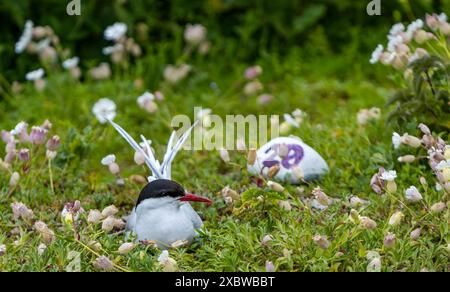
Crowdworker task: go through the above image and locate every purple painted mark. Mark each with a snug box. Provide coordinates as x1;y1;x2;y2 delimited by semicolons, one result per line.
281;144;304;169
262;143;304;172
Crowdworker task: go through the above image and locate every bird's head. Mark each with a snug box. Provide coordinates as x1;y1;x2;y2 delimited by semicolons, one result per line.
136;179;212;208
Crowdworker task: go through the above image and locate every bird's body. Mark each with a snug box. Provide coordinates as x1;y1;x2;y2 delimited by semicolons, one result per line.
128;197;203;247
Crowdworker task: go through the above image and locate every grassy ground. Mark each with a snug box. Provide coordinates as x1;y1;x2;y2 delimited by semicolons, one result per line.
0;51;448;272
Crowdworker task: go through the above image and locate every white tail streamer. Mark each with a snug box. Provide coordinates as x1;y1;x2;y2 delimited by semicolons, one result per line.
107;119;198;181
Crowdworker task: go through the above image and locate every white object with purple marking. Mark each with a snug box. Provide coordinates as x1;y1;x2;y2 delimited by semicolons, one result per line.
248;136;329;184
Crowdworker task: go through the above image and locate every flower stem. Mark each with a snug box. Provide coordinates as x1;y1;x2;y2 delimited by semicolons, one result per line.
48;158;54;195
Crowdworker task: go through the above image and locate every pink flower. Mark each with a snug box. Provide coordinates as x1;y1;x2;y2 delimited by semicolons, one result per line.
29;126;48;145
46;135;60;151
370;168;385;194
1;130;12;143
244;65;263;80
4;150;16;163
18;149;30;162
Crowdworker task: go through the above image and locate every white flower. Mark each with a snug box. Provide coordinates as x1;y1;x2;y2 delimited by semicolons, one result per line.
37;243;47;255
15;20;33;54
163;64;191;83
102;44;124;55
436;160;450;171
36;38;51;52
405;186;423;203
25;68;45;81
104;22;127;41
62;57;79;69
10;121;28;136
0;244;6;256
389;23;405;37
184;24;207;45
388;35;404;52
435;183;443;192
380;170;397;181
370;45;384;64
101;154;116;166
438;13;448;23
406;19;424;39
157;250;177;272
92;98;116;124
392;132;401;149
137;92;155;107
388;211;404;226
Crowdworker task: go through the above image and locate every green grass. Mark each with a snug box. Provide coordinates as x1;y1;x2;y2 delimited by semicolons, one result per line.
0;52;448;272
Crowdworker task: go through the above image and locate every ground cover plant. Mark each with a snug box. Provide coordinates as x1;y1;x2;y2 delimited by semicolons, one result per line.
0;1;449;272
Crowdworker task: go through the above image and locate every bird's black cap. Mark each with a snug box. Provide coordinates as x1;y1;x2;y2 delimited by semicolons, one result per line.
136;179;185;206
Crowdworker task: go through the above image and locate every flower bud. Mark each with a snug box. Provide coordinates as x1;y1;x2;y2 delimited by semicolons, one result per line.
102;216;116;232
401;134;422;148
313;235;330;250
349;196;369;208
267;181;284;192
367;257;381;272
278;200;292;211
34;221;55;244
221;186;240;202
388;211;404;226
383;232;396;248
268;164;280;178
418;123;431;135
219;149;230;163
134;151;146;165
430;202;446;213
46;135;60;151
386;180;397;193
442;168;450;182
292;166;304;180
244;81;263;96
265;261;275;272
129;174;147;185
101;205;118;217
89;241;102;252
410;228;421;240
0;244;6;256
4;150;16;163
87;209;103;224
360;216;377;230
247;149;257;165
108;162;120;175
398;155;416;163
9;172;20;187
93;256;114;271
261;235;273;246
158;250;178;272
118;242;136;254
46;150;57;160
11;202;34;220
37;243;47;255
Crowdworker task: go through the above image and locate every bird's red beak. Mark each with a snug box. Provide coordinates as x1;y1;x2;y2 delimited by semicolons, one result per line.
179;193;212;206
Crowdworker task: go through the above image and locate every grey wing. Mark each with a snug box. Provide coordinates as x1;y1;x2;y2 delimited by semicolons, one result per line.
180;203;203;230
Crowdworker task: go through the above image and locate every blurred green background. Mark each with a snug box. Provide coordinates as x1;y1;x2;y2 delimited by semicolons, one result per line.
0;0;448;81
